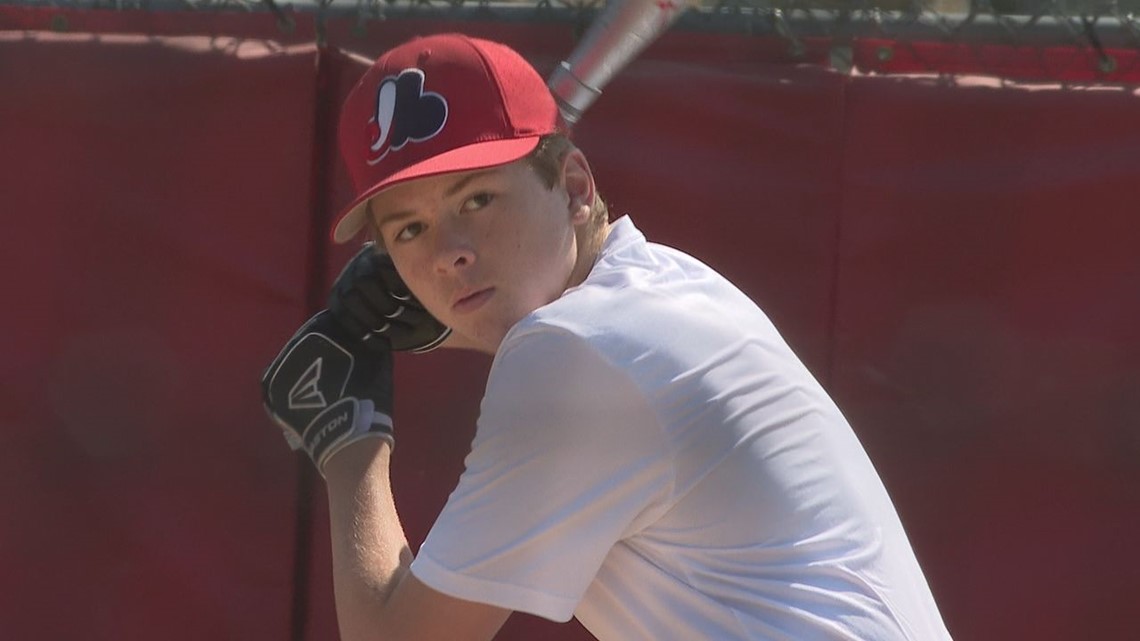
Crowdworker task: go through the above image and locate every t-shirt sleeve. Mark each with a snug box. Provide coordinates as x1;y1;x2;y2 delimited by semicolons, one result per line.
409;324;672;622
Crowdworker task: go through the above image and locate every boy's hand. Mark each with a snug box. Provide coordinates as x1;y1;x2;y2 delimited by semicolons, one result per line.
260;310;394;475
329;243;451;353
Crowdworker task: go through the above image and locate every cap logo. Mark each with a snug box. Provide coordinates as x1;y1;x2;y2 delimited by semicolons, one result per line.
367;68;448;165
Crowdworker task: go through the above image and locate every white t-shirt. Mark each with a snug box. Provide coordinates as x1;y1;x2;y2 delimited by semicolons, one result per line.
411;217;951;640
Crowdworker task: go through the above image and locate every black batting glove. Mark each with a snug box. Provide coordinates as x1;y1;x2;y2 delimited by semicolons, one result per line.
260;310;394;475
328;243;451;353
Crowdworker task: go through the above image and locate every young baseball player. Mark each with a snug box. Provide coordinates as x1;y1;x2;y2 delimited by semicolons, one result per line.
261;33;953;640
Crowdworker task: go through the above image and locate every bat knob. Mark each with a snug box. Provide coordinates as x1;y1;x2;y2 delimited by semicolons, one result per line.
545;0;692;126
548;61;603;126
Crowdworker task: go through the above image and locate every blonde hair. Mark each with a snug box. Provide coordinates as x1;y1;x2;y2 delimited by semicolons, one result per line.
526;134;610;253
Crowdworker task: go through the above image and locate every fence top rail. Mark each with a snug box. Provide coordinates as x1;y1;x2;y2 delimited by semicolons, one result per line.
2;0;1139;49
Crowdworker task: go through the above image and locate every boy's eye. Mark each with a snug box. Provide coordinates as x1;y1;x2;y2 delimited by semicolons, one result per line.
462;192;495;211
394;222;424;243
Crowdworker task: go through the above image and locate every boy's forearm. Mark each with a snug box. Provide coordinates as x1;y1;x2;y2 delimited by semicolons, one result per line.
324;440;414;641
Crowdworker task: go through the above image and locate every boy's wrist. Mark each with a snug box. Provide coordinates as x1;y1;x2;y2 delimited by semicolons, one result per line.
323;437;393;485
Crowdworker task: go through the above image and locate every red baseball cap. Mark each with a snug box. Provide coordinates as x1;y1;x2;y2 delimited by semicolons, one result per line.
332;33;562;244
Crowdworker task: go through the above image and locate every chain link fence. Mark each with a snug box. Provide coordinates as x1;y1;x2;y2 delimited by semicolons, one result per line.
4;0;1140;78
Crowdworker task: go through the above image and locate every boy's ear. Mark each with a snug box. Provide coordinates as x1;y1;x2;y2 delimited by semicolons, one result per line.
560;149;596;223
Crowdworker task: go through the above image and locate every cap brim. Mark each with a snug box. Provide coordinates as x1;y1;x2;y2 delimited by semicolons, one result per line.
331;136;544;244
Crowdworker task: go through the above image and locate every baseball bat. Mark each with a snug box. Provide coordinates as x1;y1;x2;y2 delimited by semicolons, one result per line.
548;0;694;126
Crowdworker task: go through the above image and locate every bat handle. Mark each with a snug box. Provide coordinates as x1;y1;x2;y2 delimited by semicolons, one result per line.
548;61;602;126
549;0;692;125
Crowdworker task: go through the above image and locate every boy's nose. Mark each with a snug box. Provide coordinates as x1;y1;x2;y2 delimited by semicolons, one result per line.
433;224;476;274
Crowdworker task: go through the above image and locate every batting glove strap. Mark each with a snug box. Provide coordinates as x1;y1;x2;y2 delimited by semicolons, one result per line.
268;397;393;475
305;398;394;474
